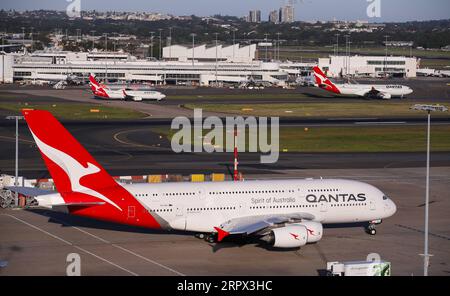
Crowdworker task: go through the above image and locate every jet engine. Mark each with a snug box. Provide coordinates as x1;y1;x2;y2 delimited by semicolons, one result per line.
132;97;143;101
378;93;392;100
261;222;323;248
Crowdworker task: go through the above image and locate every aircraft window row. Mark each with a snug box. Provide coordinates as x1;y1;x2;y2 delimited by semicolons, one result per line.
164;192;195;196
250;204;317;209
209;189;286;195
330;203;367;207
149;209;172;212
188;207;236;211
308;189;339;193
135;193;158;197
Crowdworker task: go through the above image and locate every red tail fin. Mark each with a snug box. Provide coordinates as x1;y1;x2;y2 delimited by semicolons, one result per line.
22;110;160;229
89;74;109;98
312;66;340;94
89;73;99;87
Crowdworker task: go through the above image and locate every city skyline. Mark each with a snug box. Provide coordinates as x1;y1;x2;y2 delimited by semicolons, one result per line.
1;0;450;22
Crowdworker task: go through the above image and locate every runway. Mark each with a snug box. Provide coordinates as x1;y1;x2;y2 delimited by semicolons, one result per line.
1;167;450;275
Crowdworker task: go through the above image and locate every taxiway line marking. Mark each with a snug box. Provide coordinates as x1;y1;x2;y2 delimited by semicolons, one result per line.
113;129;157;149
354;121;406;125
0;135;34;144
48;214;185;276
112;244;186;276
1;213;139;276
396;224;450;241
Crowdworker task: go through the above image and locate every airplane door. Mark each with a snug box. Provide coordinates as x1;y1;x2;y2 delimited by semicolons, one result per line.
320;202;328;212
128;205;136;219
176;206;184;217
370;200;376;211
172;205;186;231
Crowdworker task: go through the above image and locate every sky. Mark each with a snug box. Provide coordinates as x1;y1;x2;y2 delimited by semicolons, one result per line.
1;0;449;22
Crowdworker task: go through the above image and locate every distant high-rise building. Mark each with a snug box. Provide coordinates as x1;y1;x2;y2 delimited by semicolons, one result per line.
280;5;295;23
268;10;279;24
248;10;261;23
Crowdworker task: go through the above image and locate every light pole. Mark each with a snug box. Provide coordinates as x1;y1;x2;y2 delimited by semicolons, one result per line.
90;30;96;50
6;116;24;207
190;33;196;67
214;32;219;86
150;31;154;58
158;28;163;60
344;35;350;77
411;104;449;276
264;33;269;62
348;39;352;77
232;29;237;60
276;32;281;61
21;27;25;50
384;35;389;77
113;32;117;52
335;33;340;56
103;33;108;51
30;27;34;52
168;27;172;60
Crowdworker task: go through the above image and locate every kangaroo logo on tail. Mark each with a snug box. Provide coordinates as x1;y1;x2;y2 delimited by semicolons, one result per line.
89;74;109;98
30;130;122;211
313;66;341;94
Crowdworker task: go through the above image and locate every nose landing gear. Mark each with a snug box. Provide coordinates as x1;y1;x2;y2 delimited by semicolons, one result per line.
366;220;382;235
366;225;377;235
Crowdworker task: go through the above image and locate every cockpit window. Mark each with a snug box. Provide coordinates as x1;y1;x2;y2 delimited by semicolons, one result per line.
383;195;388;200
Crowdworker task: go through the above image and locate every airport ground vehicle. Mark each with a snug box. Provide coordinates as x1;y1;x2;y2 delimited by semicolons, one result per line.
326;260;391;276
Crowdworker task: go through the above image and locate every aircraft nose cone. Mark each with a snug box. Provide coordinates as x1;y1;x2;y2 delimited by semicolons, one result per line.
388;200;397;217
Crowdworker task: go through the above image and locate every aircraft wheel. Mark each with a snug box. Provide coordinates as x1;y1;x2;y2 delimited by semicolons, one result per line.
205;234;216;243
366;226;377;235
366;224;377;235
195;233;205;239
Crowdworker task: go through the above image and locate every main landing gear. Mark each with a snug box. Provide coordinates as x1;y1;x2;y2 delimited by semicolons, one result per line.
195;233;216;243
366;220;382;235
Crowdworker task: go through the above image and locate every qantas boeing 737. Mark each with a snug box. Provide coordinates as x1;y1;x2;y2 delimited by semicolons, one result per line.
89;74;166;101
313;66;413;99
10;110;397;248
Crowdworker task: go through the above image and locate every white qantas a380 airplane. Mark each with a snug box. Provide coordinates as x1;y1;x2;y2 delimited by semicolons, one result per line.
12;110;397;249
89;74;166;101
313;66;413;99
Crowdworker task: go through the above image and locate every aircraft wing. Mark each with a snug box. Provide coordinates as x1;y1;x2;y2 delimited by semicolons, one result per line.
214;212;315;241
5;186;55;197
355;88;392;99
354;88;374;97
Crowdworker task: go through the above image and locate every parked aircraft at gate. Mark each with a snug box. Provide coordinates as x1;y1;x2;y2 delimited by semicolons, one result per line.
89;74;166;101
313;66;413;99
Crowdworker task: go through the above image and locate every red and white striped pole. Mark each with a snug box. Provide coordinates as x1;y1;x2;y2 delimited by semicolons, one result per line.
233;127;239;181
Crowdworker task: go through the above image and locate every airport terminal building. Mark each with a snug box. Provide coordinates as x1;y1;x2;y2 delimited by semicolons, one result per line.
1;45;419;85
3;45;291;86
318;55;417;78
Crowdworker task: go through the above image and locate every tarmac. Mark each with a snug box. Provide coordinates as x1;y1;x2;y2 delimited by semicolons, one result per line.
1;167;449;276
0;79;449;276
